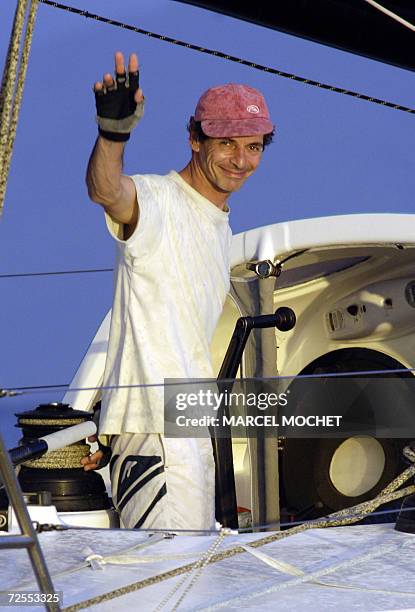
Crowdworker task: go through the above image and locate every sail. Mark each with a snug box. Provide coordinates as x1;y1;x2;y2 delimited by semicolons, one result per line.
176;1;415;72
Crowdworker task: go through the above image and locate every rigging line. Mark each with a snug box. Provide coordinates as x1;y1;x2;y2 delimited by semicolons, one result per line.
0;0;30;210
238;505;415;532
62;503;415;535
364;0;415;33
0;0;39;214
0;267;113;279
0;0;29;164
3;365;415;395
1;1;39;199
38;0;415;115
0;1;27;120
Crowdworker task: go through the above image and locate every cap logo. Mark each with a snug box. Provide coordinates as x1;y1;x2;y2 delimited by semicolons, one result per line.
247;104;260;114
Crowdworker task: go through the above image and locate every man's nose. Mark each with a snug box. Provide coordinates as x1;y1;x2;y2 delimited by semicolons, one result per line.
230;148;247;169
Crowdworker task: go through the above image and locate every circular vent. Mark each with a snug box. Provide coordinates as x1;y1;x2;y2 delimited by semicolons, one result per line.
280;348;413;520
405;280;415;308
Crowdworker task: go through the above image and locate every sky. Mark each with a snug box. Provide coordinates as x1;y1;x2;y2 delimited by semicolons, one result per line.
1;0;415;442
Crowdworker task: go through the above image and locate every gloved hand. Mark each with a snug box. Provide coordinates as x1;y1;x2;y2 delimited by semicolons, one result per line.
94;51;144;142
80;402;112;471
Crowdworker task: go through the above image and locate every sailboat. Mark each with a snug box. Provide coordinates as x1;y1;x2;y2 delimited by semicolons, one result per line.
1;1;415;610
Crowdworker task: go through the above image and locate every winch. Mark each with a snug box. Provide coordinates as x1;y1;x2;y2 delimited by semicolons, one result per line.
0;403;118;530
15;402;111;512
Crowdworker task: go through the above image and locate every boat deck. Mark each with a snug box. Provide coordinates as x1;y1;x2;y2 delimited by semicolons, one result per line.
0;523;414;611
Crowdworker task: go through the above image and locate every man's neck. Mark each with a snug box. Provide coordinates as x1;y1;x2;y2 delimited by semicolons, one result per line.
178;162;229;211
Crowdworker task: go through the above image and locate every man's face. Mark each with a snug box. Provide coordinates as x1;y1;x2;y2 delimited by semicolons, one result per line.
191;134;264;194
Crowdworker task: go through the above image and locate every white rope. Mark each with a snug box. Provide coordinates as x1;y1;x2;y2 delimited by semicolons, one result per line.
240;542;415;598
154;528;229;612
83;549;205;568
364;0;415;33
196;539;413;610
2;532;167;592
240;544;303;576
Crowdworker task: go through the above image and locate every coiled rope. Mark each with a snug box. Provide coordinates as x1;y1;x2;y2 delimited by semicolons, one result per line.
22;444;90;469
17;416;91;468
0;0;39;215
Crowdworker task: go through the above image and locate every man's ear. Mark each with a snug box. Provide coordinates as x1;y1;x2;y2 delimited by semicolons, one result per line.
189;133;200;153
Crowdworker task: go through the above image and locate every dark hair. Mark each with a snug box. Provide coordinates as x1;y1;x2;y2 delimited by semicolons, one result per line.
187;117;275;148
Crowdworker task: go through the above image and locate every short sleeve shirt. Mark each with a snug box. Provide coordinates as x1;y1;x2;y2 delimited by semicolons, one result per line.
99;171;232;434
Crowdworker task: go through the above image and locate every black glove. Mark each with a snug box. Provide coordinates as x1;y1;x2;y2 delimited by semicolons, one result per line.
91;402;112;468
95;70;144;142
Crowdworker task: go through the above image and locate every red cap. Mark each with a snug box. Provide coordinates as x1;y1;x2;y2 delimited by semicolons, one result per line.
194;83;273;138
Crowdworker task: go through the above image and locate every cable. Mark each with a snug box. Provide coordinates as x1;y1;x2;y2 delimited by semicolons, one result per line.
38;0;415;115
0;368;415;397
240;504;415;532
57;503;415;534
0;267;113;279
2;365;415;397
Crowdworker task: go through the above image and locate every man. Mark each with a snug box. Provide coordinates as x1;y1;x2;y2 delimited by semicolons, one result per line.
81;51;274;530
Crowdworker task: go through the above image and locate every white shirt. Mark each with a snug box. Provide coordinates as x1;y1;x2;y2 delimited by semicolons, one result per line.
99;171;232;434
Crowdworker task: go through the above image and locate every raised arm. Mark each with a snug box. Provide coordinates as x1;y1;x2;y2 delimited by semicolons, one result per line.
86;52;144;232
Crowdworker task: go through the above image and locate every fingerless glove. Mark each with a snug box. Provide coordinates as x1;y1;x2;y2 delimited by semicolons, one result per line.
95;70;144;142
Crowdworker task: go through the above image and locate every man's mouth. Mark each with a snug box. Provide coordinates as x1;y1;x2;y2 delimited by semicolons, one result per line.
219;167;247;179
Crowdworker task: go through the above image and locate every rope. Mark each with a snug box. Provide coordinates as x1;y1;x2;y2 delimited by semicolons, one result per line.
240;503;415;532
85;550;205;566
0;0;29;132
61;446;415;611
239;542;415;598
5;503;415;593
0;0;29;203
364;0;415;33
153;528;228;612
2;533;168;593
62;502;414;533
194;445;414;609
17;418;86;426
38;0;415;115
197;538;412;611
0;0;39;215
22;443;90;468
0;0;38;202
17;417;91;468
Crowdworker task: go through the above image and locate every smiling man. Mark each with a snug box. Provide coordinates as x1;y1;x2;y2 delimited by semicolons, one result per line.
83;51;274;530
181;83;273;205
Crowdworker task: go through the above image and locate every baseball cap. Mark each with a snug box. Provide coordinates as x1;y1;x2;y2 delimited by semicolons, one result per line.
194;83;273;138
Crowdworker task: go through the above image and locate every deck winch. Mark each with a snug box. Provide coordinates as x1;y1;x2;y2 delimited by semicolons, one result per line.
1;403;112;518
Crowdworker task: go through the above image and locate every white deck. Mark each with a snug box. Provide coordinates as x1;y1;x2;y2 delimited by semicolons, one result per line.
1;523;415;611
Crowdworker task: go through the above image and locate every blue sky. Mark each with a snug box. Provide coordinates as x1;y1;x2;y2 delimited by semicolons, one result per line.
1;0;415;421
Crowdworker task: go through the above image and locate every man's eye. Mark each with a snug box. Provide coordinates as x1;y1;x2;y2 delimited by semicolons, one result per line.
249;144;263;152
